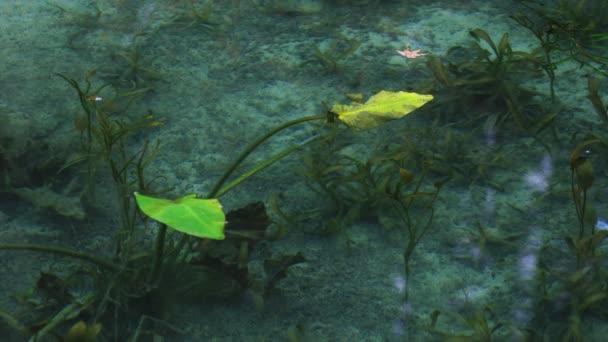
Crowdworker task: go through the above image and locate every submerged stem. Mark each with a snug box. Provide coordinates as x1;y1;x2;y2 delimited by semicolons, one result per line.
0;244;119;271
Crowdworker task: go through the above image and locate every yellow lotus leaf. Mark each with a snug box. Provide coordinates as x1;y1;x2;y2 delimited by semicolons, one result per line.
331;90;434;131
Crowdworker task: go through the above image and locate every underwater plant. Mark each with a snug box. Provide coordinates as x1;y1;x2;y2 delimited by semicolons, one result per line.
395;124;509;189
164;0;227;32
429;304;506;341
512;0;608;83
49;1;102;49
303;37;361;74
567;141;607;268
587;77;608;123
452;221;525;268
522;139;608;340
301;122;445;305
0;79;434;339
252;0;323;16
90;42;165;98
425;29;555;134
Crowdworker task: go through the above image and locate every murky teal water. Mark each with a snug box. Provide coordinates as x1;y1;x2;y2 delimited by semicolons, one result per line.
1;0;607;340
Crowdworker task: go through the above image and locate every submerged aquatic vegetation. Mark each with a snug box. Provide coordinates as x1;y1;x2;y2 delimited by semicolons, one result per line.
164;0;229;32
0;85;433;338
430;304;506;341
586;76;608;123
302;131;445;303
385;124;508;188
49;1;102;49
9;186;85;221
303;37;361;73
425;29;553;133
252;0;323;16
512;0;608;81
522;140;608;340
101;43;164;95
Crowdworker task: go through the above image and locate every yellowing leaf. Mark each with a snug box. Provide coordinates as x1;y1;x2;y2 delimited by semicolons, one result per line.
65;321;102;342
331;90;433;131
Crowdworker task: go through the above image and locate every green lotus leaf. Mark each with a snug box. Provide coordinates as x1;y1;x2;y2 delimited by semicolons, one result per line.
134;192;226;240
331;90;434;131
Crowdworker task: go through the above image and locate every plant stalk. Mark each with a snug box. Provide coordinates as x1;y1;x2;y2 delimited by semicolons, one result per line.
0;244;119;271
206;114;326;198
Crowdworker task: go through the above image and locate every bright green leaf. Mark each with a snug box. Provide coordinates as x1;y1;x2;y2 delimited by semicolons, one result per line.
134;192;226;240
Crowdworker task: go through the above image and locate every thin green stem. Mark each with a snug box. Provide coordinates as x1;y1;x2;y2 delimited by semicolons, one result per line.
0;244;119;271
161;114;327;273
0;309;27;335
215;135;320;197
149;224;167;283
206;114;325;199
